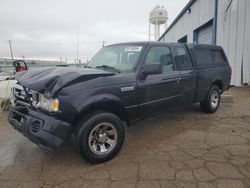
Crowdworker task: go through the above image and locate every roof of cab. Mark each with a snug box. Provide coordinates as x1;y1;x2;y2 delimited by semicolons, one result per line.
185;43;223;50
106;41;223;50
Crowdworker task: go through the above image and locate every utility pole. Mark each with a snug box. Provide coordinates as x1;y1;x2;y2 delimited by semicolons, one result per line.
76;26;80;64
86;57;90;64
8;40;14;60
149;21;151;41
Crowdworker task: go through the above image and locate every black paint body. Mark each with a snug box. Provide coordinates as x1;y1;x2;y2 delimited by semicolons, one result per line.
8;42;231;149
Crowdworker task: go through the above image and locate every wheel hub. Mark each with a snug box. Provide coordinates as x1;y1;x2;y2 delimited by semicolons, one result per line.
211;91;219;109
97;132;108;143
88;122;118;155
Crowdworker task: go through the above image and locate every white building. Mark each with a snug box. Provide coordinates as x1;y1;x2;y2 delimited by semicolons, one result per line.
159;0;250;86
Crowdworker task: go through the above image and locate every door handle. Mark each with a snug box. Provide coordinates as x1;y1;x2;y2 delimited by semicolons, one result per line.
161;77;182;82
161;77;175;82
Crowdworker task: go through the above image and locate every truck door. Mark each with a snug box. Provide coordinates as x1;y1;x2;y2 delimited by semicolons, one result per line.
137;44;182;118
171;44;196;106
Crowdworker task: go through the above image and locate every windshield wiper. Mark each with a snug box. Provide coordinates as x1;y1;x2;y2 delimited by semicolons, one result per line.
95;65;121;73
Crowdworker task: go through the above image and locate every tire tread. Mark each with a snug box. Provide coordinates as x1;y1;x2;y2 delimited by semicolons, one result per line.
75;112;125;163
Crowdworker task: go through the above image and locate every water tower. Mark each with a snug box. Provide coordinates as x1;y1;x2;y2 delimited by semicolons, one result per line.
149;5;168;41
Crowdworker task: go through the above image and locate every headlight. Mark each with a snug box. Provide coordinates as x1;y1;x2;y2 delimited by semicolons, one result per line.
39;94;59;112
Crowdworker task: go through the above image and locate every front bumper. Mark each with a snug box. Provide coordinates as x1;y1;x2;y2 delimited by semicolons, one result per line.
8;106;73;149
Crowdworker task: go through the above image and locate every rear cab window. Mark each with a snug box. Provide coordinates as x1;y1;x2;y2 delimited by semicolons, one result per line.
210;50;226;64
192;46;227;69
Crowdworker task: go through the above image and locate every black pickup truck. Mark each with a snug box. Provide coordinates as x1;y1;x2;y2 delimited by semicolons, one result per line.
8;42;231;163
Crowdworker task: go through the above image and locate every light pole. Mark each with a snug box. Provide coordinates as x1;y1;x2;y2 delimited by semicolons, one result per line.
8;40;14;60
76;26;80;64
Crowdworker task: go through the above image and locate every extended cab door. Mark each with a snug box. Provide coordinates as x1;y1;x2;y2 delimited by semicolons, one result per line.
137;44;182;118
171;44;196;105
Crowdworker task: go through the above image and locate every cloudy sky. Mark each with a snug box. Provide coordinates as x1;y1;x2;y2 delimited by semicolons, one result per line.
0;0;189;63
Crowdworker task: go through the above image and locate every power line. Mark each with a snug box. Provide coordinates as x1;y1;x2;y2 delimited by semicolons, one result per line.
5;40;127;45
8;40;107;44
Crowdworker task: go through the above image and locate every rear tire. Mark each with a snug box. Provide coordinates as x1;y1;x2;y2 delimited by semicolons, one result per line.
200;85;221;113
75;112;125;163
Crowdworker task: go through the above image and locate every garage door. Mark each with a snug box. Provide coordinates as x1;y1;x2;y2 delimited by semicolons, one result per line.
197;25;213;45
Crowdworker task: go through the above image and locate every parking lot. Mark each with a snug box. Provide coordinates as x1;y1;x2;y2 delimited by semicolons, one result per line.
0;87;250;188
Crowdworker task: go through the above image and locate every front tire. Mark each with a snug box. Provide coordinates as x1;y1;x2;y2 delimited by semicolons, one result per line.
200;85;221;113
76;112;125;163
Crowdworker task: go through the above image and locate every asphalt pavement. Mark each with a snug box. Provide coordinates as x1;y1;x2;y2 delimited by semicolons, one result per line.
0;87;250;188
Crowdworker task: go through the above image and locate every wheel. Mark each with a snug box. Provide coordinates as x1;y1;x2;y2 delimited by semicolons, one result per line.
200;85;221;113
76;112;125;163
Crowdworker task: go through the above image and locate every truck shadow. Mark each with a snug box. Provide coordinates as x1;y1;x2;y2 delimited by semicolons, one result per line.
56;103;206;162
0;103;219;182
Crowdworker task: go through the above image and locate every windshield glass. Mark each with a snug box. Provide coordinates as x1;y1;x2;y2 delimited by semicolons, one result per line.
88;44;144;73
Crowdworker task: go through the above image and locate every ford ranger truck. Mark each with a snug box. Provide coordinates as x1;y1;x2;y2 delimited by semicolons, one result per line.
8;42;231;163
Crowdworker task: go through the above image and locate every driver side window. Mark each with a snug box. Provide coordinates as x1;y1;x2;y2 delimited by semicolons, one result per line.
145;46;174;73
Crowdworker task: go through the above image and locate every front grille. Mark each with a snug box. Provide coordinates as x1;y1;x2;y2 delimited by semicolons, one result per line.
12;83;39;107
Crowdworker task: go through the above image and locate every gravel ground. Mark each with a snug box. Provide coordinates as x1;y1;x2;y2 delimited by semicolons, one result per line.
0;87;250;188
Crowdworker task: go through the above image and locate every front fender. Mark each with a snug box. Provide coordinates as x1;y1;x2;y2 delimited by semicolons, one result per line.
74;93;128;125
80;93;123;112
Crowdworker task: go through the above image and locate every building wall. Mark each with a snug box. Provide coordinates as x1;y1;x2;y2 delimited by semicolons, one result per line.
162;0;215;43
217;0;250;85
161;0;250;86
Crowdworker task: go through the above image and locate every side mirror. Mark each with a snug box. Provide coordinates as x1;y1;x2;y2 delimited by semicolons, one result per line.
140;63;162;80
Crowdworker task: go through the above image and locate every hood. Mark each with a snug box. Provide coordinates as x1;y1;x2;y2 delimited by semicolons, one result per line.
16;67;115;98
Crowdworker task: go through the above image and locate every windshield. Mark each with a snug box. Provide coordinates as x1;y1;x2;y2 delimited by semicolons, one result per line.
88;44;144;73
